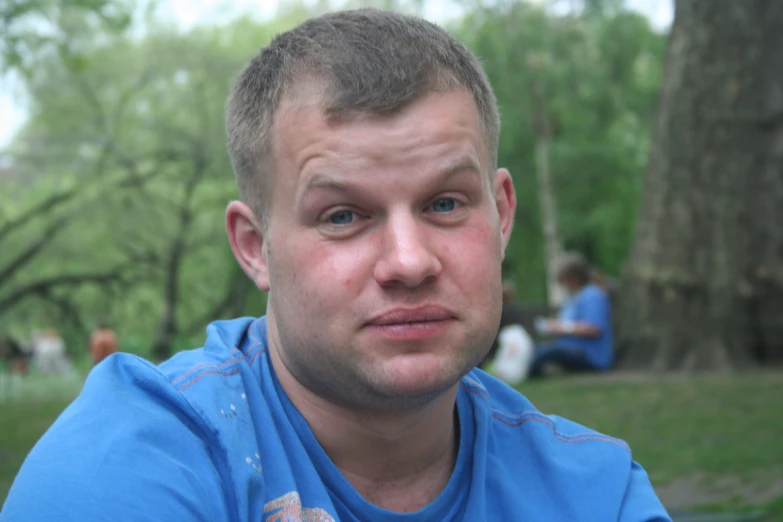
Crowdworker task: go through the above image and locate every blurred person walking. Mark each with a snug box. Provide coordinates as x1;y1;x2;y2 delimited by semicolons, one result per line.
89;321;118;366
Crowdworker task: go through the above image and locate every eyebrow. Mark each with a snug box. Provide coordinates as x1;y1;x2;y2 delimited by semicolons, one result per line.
302;157;483;194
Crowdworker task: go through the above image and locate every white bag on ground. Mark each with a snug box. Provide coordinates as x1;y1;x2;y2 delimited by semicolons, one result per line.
492;324;534;386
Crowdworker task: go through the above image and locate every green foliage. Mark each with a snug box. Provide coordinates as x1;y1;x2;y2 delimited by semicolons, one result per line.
0;0;666;353
455;2;665;296
0;6;286;353
1;0;132;73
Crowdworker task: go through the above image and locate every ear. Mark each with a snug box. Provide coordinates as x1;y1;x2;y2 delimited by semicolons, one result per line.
492;168;516;259
225;201;270;291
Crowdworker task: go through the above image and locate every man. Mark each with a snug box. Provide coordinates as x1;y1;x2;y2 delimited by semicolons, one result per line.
89;321;118;366
1;10;669;521
531;252;614;377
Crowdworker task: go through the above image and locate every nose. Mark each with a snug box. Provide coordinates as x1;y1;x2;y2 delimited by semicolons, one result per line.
373;211;443;289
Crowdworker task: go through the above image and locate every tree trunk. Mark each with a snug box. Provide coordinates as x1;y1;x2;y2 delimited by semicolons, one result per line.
535;130;566;308
531;82;566;308
151;157;205;361
617;0;783;371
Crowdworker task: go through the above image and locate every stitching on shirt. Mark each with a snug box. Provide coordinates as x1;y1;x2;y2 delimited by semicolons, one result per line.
491;410;630;451
178;368;242;391
463;375;488;391
177;347;266;392
246;346;266;367
492;408;540;419
170;348;244;385
172;318;266;389
249;318;261;348
460;381;490;398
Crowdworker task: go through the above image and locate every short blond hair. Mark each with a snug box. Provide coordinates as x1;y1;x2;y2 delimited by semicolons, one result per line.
225;9;500;226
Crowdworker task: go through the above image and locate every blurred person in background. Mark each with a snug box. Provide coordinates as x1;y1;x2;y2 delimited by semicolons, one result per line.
531;251;614;377
30;329;71;375
89;320;118;366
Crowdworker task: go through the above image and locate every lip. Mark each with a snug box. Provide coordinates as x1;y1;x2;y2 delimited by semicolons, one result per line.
367;305;455;326
365;305;456;341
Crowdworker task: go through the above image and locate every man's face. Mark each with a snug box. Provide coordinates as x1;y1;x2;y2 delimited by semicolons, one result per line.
260;90;515;410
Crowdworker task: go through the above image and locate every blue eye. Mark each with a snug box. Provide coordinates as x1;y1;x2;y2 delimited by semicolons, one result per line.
431;198;459;212
329;210;355;225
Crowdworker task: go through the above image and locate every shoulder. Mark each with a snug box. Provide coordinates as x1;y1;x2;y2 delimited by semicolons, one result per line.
78;317;261;402
463;369;632;472
581;284;609;302
57;316;264;442
157;316;264;392
96;317;268;432
1;317;265;521
462;370;668;519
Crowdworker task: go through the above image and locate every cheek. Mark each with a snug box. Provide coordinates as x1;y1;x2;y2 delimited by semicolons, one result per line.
455;219;501;259
443;222;502;286
281;236;374;293
462;221;499;248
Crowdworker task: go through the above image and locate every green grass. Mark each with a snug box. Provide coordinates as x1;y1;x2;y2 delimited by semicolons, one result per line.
0;372;85;503
2;371;782;518
0;398;76;499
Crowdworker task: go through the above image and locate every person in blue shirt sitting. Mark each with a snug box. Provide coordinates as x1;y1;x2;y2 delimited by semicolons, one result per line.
1;9;669;522
531;252;615;377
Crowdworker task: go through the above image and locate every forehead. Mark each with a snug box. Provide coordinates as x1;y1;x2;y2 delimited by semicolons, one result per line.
271;90;487;177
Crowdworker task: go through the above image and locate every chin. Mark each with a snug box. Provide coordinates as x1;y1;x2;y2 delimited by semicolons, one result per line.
370;353;469;402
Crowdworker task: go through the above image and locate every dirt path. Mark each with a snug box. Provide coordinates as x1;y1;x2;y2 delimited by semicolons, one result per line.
557;368;783;385
655;472;783;510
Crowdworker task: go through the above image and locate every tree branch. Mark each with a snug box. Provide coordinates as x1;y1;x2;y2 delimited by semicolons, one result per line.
0;136;113;243
0;215;69;287
39;289;88;339
0;144;180;247
0;186;79;244
0;265;132;315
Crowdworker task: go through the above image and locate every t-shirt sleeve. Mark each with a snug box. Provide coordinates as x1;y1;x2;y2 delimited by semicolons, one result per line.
617;461;672;522
1;355;230;522
578;288;611;332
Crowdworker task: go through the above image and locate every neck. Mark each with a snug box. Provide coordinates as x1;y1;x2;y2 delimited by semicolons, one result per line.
268;345;459;512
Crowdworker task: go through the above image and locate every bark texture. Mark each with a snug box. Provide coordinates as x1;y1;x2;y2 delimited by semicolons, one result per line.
617;0;783;371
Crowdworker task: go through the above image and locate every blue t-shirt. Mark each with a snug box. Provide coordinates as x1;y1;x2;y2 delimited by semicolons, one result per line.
2;317;668;521
557;284;614;369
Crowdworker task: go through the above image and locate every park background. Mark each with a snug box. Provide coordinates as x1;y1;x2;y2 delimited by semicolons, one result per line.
1;0;782;518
